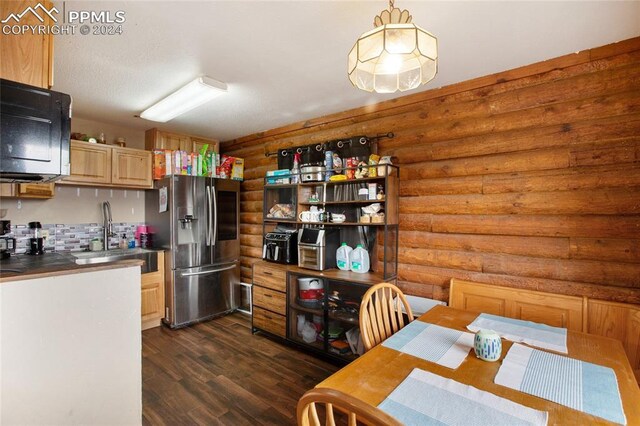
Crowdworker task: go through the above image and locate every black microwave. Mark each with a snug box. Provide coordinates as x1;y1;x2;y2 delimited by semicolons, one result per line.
0;78;71;182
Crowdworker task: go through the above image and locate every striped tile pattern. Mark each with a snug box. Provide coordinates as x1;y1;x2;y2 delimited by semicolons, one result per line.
8;222;141;254
382;321;474;369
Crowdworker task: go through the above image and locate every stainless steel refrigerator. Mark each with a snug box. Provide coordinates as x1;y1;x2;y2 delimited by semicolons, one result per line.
146;175;240;328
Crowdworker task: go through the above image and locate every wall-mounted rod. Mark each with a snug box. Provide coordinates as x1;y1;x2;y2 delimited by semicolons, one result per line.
263;132;394;157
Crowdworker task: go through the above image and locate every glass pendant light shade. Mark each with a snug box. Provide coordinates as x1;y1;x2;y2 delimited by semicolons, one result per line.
348;3;438;93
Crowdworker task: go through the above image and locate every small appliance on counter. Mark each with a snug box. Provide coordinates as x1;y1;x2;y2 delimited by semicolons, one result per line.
263;229;298;264
27;221;44;255
297;277;324;308
298;227;340;271
0;220;15;259
300;163;326;182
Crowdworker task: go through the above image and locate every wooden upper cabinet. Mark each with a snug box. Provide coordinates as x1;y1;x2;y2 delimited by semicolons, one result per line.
111;147;152;188
145;128;219;154
0;0;54;88
60;140;152;189
151;130;191;151
63;141;112;185
191;137;219;155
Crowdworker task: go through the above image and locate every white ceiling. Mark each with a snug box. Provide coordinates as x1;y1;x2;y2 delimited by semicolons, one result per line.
52;1;640;142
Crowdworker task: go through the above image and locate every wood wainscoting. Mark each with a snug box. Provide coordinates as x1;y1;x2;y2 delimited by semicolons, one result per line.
450;278;640;381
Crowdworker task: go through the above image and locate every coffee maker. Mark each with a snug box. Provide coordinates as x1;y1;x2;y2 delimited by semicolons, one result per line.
0;220;15;259
28;221;44;255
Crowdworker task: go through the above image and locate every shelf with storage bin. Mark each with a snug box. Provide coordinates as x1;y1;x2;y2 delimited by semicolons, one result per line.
263;182;298;222
261;164;399;281
287;270;370;362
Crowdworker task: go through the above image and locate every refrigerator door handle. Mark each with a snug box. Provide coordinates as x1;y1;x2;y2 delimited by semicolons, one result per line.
205;185;212;246
212;184;218;245
179;263;237;277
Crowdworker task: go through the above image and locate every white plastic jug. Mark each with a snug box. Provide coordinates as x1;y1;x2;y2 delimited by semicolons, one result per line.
350;244;370;273
336;243;353;271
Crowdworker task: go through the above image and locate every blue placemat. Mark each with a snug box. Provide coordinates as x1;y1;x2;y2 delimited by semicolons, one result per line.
468;313;568;353
378;368;548;426
382;321;474;369
495;344;626;425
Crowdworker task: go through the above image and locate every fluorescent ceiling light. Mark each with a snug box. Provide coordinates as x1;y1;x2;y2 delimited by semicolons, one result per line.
140;76;227;122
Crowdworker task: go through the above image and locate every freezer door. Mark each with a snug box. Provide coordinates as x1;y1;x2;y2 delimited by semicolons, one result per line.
166;262;240;328
171;176;212;269
211;178;240;264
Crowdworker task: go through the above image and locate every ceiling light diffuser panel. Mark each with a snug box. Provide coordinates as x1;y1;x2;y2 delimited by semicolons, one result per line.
140;77;228;122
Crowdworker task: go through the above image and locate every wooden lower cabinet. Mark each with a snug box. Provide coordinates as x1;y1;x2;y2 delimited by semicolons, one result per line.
252;262;287;337
141;251;165;330
253;306;286;336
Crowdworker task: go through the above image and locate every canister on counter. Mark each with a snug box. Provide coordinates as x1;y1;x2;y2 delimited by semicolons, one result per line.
324;150;333;181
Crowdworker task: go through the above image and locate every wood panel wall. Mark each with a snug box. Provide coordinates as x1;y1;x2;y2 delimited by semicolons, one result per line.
222;37;640;306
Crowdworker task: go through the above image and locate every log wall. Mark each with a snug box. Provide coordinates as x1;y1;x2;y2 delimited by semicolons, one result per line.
222;37;640;306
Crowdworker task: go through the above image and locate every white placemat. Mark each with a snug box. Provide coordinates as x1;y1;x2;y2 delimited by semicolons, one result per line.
378;368;548;426
467;313;568;353
495;344;626;425
382;321;474;369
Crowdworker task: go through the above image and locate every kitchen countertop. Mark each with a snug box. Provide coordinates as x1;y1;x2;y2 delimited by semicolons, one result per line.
0;252;145;283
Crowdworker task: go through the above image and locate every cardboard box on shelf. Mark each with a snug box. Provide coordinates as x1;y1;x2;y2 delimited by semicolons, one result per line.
231;158;244;181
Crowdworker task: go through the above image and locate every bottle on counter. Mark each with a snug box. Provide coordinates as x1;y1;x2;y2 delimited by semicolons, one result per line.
119;234;128;249
291;153;301;184
336;243;353;271
350;244;370;273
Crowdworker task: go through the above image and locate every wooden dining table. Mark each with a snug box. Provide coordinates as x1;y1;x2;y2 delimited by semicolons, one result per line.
317;305;640;425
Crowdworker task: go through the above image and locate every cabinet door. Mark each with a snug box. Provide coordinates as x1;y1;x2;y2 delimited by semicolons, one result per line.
191;137;219;154
17;183;55;198
141;252;165;330
141;253;165;330
111;147;152;188
62;141;112;185
0;1;53;88
0;184;16;197
158;132;191;152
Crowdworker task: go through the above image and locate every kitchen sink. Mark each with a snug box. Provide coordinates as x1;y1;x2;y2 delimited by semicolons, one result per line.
72;248;159;273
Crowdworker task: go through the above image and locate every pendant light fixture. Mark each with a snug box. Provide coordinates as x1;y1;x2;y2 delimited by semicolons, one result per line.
348;0;438;93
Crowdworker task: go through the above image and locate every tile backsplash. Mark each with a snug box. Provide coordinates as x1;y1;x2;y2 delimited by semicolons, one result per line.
9;222;142;254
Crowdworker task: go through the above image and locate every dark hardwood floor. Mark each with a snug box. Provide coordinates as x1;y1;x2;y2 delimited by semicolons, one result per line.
142;313;339;425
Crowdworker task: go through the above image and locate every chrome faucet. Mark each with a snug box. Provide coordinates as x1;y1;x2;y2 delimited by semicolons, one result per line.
102;201;114;250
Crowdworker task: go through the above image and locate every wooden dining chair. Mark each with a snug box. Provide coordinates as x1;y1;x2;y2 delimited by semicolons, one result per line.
297;387;402;426
359;282;414;352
